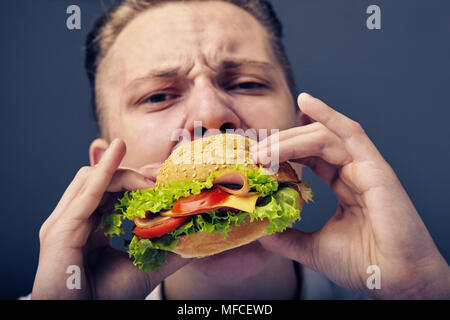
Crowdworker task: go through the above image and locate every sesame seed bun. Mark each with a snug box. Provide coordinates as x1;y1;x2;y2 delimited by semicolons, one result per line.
157;133;302;258
157;133;299;186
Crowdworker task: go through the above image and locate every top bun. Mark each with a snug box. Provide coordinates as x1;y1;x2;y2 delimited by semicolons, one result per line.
157;133;299;186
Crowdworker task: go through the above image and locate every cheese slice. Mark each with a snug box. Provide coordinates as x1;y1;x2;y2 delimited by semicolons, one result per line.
218;194;259;213
160;193;260;218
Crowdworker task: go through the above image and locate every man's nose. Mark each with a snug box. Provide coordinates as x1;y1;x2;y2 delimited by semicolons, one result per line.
184;80;241;139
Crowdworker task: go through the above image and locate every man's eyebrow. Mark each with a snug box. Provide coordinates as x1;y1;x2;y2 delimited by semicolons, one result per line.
148;67;181;78
126;59;276;89
221;59;276;71
125;67;181;91
134;67;181;81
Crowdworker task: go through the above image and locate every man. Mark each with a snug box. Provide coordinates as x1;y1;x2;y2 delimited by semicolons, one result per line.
31;0;449;299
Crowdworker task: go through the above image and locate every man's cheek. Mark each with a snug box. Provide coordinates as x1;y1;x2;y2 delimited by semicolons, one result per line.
124;116;183;166
238;101;293;130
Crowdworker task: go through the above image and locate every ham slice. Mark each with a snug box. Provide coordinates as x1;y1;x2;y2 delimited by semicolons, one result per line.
134;214;173;228
212;170;250;196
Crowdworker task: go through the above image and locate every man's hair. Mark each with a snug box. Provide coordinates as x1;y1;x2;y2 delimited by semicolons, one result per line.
85;0;297;134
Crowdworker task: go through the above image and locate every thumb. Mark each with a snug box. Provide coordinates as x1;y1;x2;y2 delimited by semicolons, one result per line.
259;228;317;272
138;162;162;179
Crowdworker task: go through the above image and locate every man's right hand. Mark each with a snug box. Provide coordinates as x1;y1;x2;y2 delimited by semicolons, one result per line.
32;138;191;299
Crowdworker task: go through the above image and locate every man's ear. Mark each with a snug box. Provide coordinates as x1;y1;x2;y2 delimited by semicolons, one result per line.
89;138;110;166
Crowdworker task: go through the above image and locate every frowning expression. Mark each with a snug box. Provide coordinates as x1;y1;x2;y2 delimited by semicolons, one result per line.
96;1;297;169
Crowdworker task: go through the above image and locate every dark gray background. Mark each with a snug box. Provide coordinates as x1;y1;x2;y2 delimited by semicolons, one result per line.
0;0;449;299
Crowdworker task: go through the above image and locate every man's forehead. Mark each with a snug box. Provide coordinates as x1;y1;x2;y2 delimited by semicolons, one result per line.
103;1;275;83
116;1;265;43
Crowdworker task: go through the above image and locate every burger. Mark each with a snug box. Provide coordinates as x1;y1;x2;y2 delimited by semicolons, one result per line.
98;134;313;272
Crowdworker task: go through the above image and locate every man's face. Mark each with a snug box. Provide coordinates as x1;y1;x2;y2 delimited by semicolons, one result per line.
97;1;297;168
95;1;298;279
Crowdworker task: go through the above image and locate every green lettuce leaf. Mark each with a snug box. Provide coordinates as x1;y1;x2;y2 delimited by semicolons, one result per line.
128;236;168;273
250;187;302;235
96;209;124;237
245;166;279;197
128;210;249;272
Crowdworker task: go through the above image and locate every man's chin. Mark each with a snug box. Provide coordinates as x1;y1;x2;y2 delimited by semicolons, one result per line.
185;240;275;282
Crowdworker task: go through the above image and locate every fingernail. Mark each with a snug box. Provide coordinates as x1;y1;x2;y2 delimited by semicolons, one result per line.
300;92;313;99
298;92;312;109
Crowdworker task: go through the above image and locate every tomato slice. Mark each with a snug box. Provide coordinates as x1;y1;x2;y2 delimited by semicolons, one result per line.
168;188;230;216
133;216;188;239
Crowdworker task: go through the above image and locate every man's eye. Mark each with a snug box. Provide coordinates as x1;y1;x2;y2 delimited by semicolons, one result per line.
143;93;178;104
228;82;266;90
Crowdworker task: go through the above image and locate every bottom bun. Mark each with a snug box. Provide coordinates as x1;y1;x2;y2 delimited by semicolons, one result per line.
172;217;269;258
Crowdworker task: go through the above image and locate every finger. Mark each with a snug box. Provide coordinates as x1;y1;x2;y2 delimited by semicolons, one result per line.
294;157;338;186
258;228;318;272
297;93;359;140
298;93;381;161
295;157;361;207
84;138;126;194
253;129;352;168
73;138;126;219
107;168;155;193
250;122;322;153
42;166;92;230
137;163;162;178
58;166;92;205
97;166;157;213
